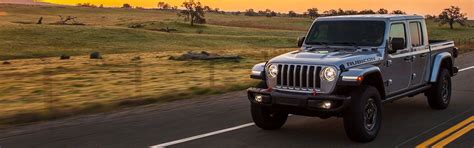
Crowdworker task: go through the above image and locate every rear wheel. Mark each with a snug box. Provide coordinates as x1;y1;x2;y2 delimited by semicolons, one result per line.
426;69;451;110
343;86;382;142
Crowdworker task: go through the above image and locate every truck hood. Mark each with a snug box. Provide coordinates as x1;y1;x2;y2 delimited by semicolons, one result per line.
268;49;383;68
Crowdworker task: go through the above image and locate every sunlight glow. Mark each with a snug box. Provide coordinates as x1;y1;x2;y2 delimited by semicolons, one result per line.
42;0;473;18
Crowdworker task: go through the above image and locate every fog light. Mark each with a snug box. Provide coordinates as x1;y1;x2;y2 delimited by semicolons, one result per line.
320;101;332;109
255;95;263;103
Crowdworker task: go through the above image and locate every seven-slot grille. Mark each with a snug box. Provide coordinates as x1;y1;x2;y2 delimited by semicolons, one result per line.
276;64;322;91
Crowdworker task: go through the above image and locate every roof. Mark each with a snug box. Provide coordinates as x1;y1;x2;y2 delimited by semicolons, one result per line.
316;14;424;21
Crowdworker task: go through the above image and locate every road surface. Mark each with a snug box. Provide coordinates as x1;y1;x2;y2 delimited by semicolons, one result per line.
1;53;473;148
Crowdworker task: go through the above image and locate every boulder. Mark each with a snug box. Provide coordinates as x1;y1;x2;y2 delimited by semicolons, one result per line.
2;61;11;65
169;51;242;61
60;54;70;60
90;52;102;59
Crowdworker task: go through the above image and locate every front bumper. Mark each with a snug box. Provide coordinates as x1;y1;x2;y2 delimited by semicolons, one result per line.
247;87;351;117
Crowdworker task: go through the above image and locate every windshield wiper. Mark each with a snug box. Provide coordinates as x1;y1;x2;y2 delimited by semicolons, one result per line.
331;42;360;49
306;41;331;51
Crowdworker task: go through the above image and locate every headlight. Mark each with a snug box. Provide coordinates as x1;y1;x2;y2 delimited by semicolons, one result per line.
268;64;278;78
321;67;337;81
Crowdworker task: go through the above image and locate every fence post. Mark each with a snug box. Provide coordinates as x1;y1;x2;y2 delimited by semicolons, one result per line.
209;60;215;87
133;56;142;97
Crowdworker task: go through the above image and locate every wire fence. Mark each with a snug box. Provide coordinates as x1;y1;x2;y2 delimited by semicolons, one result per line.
0;49;285;126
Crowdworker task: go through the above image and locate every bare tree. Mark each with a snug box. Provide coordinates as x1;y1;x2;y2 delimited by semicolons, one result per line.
436;6;468;29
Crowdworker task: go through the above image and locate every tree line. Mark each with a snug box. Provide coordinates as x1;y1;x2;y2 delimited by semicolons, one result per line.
75;1;469;29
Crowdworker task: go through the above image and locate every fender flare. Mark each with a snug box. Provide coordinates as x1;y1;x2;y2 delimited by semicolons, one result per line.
250;62;266;80
340;66;381;82
430;52;452;82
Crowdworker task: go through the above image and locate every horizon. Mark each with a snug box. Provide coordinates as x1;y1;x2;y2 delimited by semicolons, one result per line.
39;0;474;19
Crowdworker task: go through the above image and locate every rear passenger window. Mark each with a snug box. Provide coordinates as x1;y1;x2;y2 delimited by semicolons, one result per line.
409;22;423;47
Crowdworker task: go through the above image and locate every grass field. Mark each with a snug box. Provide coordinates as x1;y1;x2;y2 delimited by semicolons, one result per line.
0;4;473;126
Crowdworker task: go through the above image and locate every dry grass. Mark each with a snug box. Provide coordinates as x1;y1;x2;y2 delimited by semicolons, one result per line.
0;4;472;126
0;48;293;126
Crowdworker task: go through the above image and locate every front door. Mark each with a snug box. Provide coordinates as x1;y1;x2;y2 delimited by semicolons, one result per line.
384;22;413;95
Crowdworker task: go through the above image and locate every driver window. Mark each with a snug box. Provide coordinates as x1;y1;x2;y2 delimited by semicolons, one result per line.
389;23;407;54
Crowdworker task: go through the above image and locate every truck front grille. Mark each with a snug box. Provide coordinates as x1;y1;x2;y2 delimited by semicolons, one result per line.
276;64;322;91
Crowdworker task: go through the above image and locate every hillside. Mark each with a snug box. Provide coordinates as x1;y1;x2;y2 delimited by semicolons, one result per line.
0;4;472;126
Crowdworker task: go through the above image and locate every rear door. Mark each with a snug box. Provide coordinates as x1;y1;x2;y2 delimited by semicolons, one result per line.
408;20;430;87
384;21;413;95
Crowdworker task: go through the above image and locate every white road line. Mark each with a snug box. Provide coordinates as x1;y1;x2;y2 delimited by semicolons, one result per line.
150;66;474;148
459;66;474;72
149;123;255;148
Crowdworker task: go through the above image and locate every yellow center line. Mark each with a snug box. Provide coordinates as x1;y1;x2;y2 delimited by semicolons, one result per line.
432;123;473;148
416;116;474;148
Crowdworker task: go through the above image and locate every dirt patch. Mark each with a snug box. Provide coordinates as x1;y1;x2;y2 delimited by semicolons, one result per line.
0;11;7;16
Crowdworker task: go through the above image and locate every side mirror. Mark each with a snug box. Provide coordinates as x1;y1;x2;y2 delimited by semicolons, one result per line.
297;36;306;48
388;37;405;54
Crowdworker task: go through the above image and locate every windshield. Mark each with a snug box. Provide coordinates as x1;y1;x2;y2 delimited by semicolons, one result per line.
305;21;386;47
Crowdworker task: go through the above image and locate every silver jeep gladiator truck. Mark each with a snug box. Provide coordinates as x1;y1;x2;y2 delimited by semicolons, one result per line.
247;15;459;142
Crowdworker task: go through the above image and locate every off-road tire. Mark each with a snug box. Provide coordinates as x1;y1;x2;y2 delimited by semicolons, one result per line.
343;85;382;142
251;81;287;130
251;104;288;130
426;69;451;110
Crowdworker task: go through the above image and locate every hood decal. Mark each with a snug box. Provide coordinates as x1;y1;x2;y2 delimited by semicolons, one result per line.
345;56;381;67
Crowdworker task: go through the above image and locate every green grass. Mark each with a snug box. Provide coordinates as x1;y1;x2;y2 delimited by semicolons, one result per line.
0;4;472;60
0;24;295;60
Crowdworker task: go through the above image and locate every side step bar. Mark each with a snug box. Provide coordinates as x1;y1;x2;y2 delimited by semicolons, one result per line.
382;85;431;103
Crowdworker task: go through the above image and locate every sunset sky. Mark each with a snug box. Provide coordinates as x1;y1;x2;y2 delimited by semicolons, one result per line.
42;0;473;19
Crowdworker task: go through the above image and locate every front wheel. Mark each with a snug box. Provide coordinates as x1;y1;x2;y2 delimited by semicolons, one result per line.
251;104;288;130
425;69;452;110
343;86;382;142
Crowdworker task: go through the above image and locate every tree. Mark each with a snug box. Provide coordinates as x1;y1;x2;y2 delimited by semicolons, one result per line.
260;9;276;17
391;10;406;14
436;6;468;29
288;11;297;17
181;0;206;26
324;9;338;16
307;8;319;18
425;14;436;19
359;9;376;14
245;9;257;16
377;8;388;14
158;2;171;9
203;6;212;12
122;3;132;8
344;10;358;15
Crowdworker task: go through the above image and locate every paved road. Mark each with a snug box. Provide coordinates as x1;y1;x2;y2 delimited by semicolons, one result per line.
1;53;474;148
